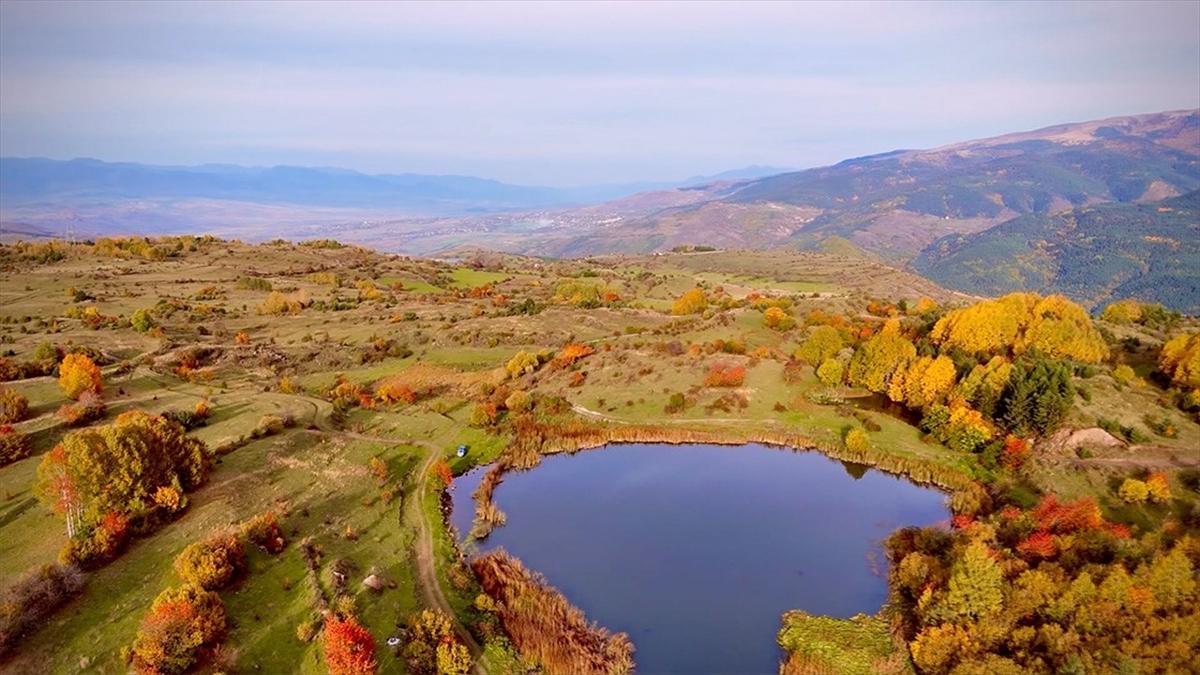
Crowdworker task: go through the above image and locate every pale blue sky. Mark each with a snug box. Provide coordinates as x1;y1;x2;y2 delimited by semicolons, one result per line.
1;0;1197;186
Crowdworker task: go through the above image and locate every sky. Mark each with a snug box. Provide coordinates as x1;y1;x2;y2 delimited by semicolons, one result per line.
1;1;1198;186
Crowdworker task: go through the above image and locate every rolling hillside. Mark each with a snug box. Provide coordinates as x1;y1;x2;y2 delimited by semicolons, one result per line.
492;109;1200;261
912;191;1200;313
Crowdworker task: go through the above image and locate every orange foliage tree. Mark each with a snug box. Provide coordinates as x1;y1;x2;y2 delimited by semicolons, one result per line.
58;353;102;400
324;616;377;675
432;459;454;488
554;343;595;368
132;584;226;675
375;378;418;405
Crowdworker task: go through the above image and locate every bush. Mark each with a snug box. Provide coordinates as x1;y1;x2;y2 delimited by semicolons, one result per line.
0;386;29;424
297;619;319;643
56;390;106;427
1112;364;1136;385
62;510;130;568
704;363;745;388
844;428;871;452
236;276;273;291
130;308;156;333
0;425;32;466
173;531;245;590
241;512;286;554
664;392;687;414
131;584;226;675
253;414;287;437
0;563;85;657
505;351;540;378
1118;478;1149;504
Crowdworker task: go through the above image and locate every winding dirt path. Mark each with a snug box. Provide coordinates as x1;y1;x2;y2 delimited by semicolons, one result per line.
406;445;487;674
301;424;486;673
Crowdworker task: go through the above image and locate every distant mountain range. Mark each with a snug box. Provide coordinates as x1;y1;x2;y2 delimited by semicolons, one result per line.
3;110;1198;311
406;109;1195;311
486;109;1199;259
0;157;790;215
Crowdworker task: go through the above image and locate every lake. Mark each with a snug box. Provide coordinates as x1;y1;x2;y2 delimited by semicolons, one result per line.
450;442;948;674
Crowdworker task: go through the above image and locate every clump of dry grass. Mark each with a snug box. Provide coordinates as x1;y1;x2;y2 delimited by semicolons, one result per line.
471;550;634;675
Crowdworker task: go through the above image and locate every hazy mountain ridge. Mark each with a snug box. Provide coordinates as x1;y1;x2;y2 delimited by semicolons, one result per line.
0;157;790;216
425;110;1197;265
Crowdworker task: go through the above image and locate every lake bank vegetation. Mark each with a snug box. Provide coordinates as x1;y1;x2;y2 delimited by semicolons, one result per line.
471;550;634;675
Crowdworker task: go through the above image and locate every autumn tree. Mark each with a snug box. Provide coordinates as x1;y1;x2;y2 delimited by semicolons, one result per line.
941;541;1003;621
505;350;540;378
432;460;454;488
437;642;472;675
0;386;29;424
324;616;377;675
132;584;226;675
844;428;870;452
174;531;246;590
1145;472;1171;503
671;287;707;315
847;319;915;394
1158;332;1200;389
403;609;459;674
930;293;1107;363
375;378;417;405
1118;478;1149;503
763;306;794;331
58;353;102;400
0;425;32;466
553;343;595;368
704;363;745;387
35;411;209;535
795;326;843;366
897;355;957;408
816;359;844;387
1100;299;1143;324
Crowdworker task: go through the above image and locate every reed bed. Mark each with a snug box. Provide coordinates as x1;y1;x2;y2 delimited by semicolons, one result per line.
471;550;634;675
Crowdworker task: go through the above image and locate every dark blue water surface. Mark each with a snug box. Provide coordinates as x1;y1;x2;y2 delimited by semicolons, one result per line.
450;443;947;675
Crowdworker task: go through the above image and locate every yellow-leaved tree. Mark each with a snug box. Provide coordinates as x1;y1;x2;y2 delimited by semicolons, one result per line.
671;288;707;316
848;319;916;395
58;353;102;400
1159;332;1200;389
930;293;1107;363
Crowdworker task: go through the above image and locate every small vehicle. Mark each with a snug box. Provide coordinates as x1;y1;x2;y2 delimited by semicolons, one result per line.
456;444;468;458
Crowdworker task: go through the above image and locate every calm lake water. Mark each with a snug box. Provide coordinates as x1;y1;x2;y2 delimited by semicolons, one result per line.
450;443;947;675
